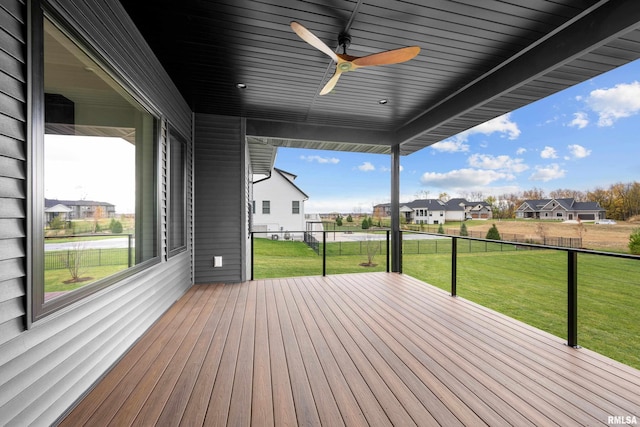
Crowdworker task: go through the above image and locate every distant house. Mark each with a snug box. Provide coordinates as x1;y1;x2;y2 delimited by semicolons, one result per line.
252;168;309;239
516;198;606;221
373;198;492;224
44;198;116;223
404;199;447;224
449;198;493;220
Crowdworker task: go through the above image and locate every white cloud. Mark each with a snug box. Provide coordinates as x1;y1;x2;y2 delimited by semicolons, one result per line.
358;161;375;172
568;112;589;129
567;144;591;159
300;155;340;164
529;164;566;182
516;147;527;155
431;139;470;153
586;81;640;126
432;114;520;153
471;113;521;140
420;168;514;189
467;154;528;173
540;146;558;159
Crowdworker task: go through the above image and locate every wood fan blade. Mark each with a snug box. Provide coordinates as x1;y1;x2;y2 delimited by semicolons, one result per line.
352;46;420;67
319;69;343;95
291;21;339;62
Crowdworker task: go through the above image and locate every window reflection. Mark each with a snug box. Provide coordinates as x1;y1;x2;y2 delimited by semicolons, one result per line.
43;18;157;302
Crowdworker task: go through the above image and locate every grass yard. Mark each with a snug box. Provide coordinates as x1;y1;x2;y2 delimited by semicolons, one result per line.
44;247;131;293
45;265;129;293
253;237;640;369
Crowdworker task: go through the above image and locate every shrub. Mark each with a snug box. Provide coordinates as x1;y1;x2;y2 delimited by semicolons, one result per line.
346;214;353;223
486;224;501;240
335;215;343;226
361;217;370;229
460;222;468;236
437;223;445;234
629;228;640;254
110;219;123;234
49;215;66;230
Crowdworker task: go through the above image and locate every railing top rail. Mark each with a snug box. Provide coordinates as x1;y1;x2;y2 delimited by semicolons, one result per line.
250;229;391;234
401;230;640;261
45;233;133;239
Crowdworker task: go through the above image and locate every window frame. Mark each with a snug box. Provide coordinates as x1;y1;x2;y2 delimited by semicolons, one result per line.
292;200;300;214
168;128;188;257
30;7;162;322
262;200;270;214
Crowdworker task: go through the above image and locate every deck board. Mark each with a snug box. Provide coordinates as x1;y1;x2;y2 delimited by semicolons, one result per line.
61;273;640;426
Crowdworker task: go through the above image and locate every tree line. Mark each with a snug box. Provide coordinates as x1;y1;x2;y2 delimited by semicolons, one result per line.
459;181;640;221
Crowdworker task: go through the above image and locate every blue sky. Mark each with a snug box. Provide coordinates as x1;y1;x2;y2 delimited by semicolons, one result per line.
275;59;640;214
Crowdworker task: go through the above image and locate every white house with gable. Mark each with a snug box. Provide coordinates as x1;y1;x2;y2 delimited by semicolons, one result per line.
252;168;309;239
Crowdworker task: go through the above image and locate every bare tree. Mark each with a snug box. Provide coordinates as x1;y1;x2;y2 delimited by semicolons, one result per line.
575;219;587;247
522;187;546;200
536;222;547;245
66;242;86;282
549;188;586;201
414;189;430;200
362;233;379;267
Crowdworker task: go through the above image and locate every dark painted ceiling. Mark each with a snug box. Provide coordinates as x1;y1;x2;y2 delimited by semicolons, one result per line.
119;0;640;163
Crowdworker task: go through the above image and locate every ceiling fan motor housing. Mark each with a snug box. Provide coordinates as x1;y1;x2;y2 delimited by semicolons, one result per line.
338;31;352;53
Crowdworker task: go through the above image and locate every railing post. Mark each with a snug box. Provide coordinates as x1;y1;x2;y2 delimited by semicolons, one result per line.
250;232;254;280
386;230;390;273
451;237;457;297
322;231;326;276
127;234;133;268
568;250;578;347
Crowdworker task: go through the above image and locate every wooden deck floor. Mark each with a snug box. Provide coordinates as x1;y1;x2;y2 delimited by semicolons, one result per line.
60;272;640;426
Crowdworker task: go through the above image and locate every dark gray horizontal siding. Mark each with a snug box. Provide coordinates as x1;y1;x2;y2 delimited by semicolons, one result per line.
0;0;26;347
0;1;194;425
0;256;192;425
194;114;245;283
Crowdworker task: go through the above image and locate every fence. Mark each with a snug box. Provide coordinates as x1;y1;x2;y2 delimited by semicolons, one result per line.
402;225;582;248
45;248;131;270
44;234;133;270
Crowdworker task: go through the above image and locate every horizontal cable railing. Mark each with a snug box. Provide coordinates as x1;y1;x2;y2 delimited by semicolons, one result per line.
401;230;640;368
252;228;640;368
251;229;390;279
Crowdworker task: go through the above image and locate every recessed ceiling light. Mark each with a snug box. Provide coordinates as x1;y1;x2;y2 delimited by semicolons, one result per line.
378;99;388;104
236;83;247;89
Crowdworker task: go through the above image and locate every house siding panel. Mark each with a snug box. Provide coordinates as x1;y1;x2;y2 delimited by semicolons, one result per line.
0;1;194;425
194;113;246;283
0;0;27;347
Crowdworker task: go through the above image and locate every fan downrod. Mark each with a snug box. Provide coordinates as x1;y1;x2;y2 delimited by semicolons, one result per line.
338;31;351;54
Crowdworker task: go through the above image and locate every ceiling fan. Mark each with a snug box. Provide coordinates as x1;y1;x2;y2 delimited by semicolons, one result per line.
291;21;420;95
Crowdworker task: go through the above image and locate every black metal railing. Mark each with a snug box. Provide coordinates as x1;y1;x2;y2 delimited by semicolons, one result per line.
251;228;640;354
251;229;390;280
401;230;640;350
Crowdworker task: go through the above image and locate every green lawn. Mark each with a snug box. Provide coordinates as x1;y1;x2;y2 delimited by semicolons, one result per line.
45;265;129;292
45;247;131;292
253;237;640;369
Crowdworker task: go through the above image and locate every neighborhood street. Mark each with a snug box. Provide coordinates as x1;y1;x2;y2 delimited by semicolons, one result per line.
45;237;131;251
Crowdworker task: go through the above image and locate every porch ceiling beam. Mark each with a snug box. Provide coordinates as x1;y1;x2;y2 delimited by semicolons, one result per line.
246;118;395;147
395;0;640;147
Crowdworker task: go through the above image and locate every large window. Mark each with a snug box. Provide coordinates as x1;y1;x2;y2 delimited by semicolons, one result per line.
35;16;159;318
